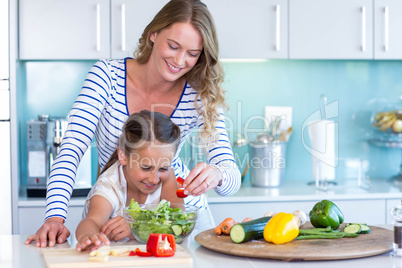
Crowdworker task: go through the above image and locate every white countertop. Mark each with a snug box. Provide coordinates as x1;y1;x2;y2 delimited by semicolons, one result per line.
2;225;400;268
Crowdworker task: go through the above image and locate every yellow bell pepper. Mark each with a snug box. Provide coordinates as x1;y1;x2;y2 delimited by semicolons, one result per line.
263;212;299;244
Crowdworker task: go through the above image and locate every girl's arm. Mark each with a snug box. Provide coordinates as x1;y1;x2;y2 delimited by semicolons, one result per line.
76;195;113;251
160;168;184;204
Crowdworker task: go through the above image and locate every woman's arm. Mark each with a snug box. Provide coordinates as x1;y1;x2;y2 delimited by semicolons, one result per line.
76;195;113;251
27;60;113;248
183;108;241;197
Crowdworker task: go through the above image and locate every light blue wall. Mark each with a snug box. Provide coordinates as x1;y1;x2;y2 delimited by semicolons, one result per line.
17;60;402;187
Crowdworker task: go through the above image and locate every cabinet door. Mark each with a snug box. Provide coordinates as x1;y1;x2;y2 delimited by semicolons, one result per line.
289;0;373;59
374;0;402;59
19;0;110;60
203;0;288;59
111;0;169;59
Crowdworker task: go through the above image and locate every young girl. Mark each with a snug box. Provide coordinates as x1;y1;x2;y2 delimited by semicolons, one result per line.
75;110;182;251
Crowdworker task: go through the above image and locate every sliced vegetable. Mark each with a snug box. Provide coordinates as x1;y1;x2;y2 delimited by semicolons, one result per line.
360;224;371;234
309;200;344;229
146;233;176;257
172;225;182;236
176;177;185;187
135;248;152;257
176;189;188;198
230;216;272;243
343;224;362;234
263;212;300;244
129;251;136;256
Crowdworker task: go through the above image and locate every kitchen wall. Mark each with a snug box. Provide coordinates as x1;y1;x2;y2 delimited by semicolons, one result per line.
17;59;402;187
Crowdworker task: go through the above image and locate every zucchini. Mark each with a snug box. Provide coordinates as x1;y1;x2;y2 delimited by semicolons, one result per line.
360;224;371;234
172;225;182;236
230;216;272;244
343;224;361;234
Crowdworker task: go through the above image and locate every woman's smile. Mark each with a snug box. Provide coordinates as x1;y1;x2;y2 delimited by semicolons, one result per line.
165;60;182;73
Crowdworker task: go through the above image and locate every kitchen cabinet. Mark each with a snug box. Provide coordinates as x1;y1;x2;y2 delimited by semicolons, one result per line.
19;0;110;60
289;0;373;59
374;0;402;59
203;0;288;59
111;0;169;59
18;202;84;235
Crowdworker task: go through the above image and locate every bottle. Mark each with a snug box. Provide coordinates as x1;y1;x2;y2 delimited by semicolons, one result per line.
392;205;402;256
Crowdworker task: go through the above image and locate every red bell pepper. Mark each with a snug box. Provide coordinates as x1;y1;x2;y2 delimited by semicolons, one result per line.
176;188;188;198
176;177;185;187
135;248;152;257
146;233;176;257
129;250;136;256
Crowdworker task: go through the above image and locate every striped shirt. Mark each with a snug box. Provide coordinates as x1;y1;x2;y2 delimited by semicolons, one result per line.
45;58;241;221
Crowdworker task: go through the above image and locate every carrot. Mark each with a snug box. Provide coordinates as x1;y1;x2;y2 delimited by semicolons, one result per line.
242;217;254;223
214;218;235;235
221;219;236;235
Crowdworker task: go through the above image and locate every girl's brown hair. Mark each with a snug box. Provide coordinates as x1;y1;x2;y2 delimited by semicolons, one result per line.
134;0;226;140
100;110;181;175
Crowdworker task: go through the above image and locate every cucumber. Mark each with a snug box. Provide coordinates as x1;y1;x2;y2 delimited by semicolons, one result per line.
230;216;272;244
343;224;361;234
360;224;371;234
172;225;182;236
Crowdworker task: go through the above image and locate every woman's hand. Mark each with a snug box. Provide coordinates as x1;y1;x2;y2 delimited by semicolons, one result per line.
183;162;222;196
25;217;70;247
101;216;134;241
76;232;110;252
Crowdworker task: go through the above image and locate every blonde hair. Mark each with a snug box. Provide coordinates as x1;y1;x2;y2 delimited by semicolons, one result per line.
134;0;226;139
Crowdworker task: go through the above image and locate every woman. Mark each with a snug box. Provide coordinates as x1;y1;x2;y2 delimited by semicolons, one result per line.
25;0;240;247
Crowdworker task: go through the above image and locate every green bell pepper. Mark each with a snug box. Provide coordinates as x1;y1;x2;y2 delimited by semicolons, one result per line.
309;200;344;229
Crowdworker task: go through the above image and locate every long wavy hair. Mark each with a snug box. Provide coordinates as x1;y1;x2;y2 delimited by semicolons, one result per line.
134;0;226;140
100;110;181;175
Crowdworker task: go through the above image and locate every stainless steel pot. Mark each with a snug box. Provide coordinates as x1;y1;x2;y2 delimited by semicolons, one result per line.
250;134;287;187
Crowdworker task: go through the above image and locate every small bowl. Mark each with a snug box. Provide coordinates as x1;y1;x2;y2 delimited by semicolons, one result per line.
123;203;198;244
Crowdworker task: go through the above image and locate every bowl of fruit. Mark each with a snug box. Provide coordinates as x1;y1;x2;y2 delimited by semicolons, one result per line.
124;199;198;244
372;110;402;133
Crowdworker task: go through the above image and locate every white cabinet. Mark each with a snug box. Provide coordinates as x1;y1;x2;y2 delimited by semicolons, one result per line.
19;0;110;60
111;0;169;59
374;0;402;59
18;205;84;235
203;0;288;59
289;0;373;59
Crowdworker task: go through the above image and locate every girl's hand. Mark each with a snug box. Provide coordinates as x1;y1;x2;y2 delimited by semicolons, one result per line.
101;216;134;241
76;233;109;252
183;162;222;196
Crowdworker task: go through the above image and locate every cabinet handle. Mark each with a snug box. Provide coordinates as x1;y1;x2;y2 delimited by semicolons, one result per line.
96;4;101;51
121;4;126;51
275;5;280;51
384;6;389;52
361;6;366;52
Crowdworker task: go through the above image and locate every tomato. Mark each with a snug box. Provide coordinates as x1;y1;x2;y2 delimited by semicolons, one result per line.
176;188;188;198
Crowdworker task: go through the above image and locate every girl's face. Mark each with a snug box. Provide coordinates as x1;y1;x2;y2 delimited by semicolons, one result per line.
149;22;203;82
118;142;176;195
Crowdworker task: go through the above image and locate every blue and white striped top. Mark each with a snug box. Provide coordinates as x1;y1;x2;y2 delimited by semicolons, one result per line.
45;58;241;221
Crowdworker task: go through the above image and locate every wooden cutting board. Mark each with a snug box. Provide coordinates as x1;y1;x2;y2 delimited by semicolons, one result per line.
42;244;192;268
195;222;393;261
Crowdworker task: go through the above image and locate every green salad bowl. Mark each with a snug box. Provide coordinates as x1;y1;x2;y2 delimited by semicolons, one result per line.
123;203;198;244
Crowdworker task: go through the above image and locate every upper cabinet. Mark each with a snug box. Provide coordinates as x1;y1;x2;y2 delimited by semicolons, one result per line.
111;0;169;59
17;0;402;60
289;0;373;59
374;0;402;59
19;0;110;60
204;0;288;59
